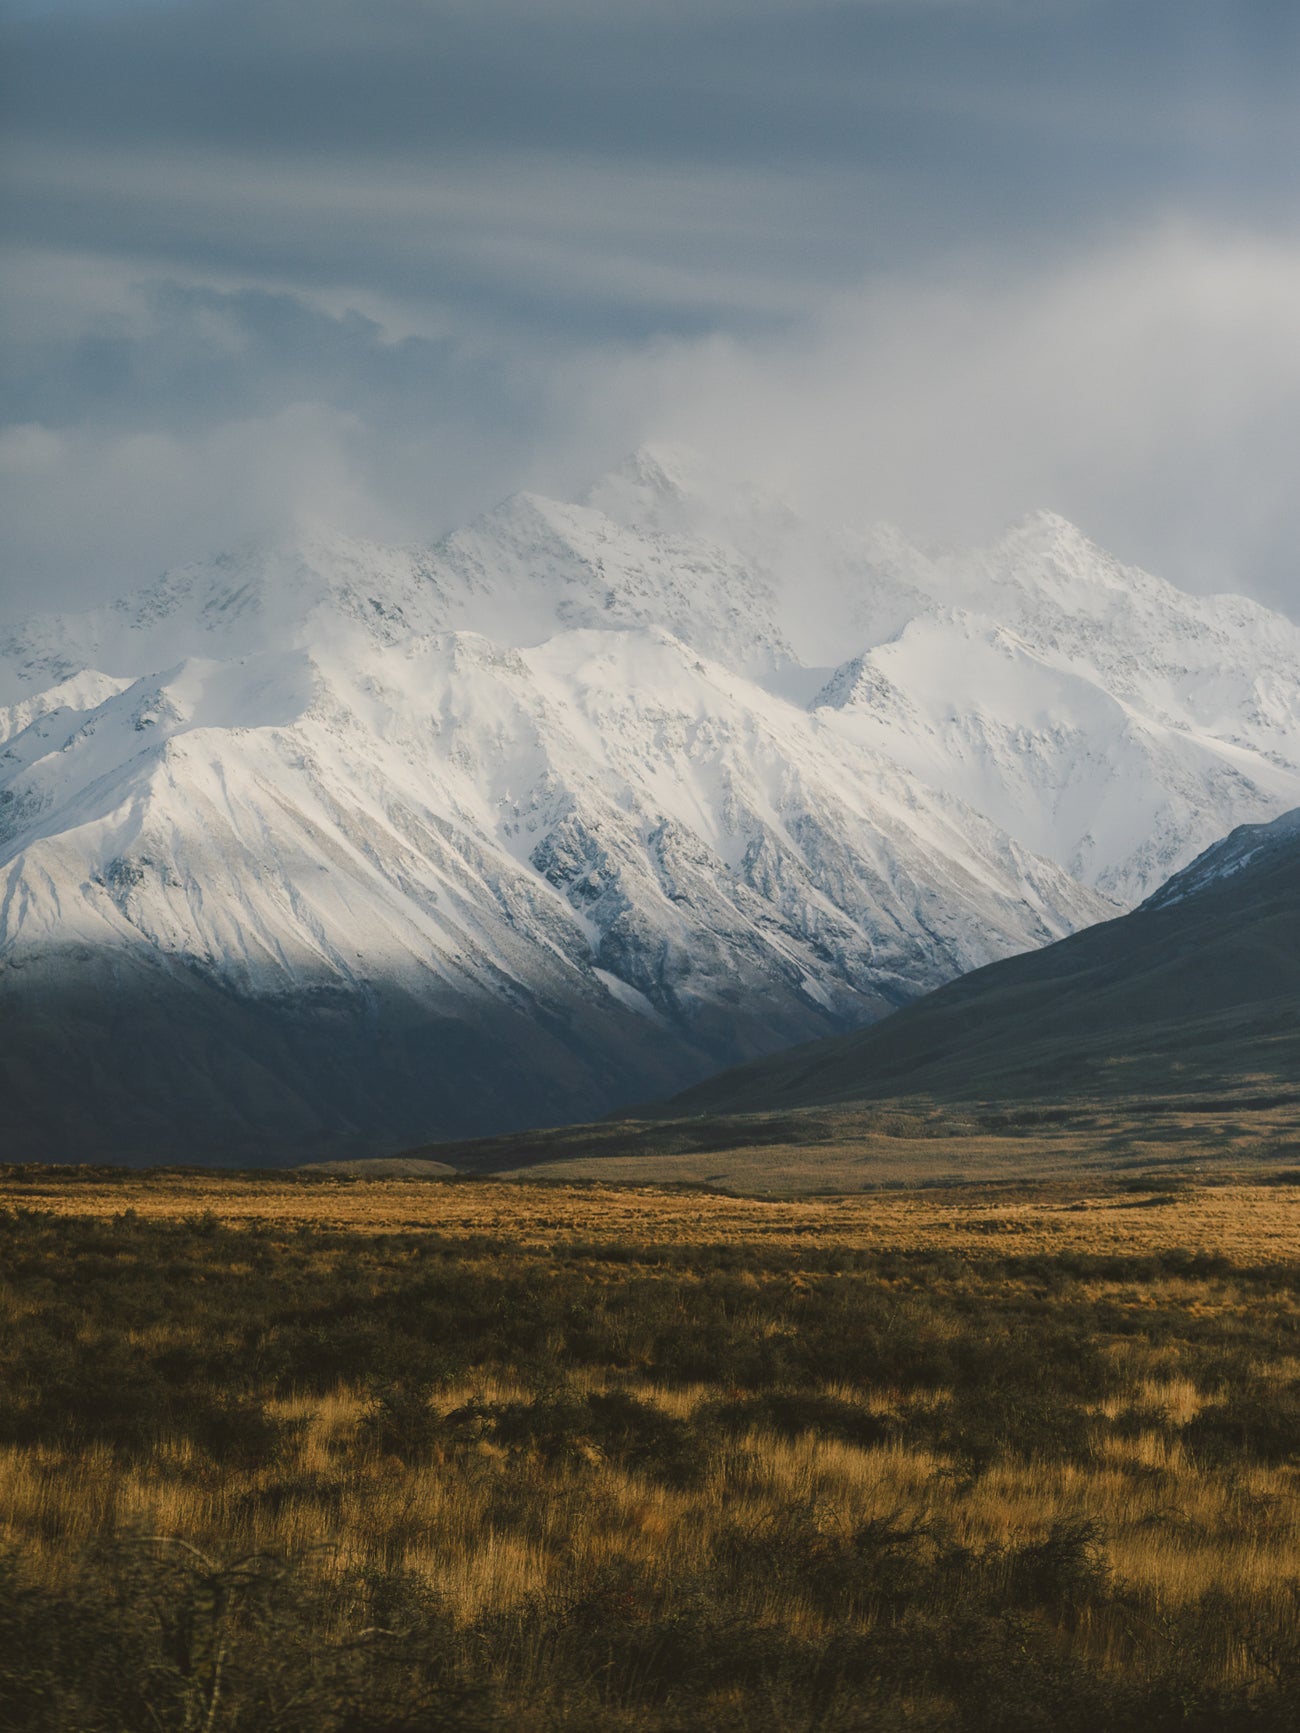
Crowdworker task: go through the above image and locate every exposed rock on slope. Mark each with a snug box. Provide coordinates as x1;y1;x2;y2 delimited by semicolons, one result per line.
657;805;1300;1118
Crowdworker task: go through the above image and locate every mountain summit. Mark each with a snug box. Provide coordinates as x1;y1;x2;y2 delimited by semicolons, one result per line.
3;454;1298;1161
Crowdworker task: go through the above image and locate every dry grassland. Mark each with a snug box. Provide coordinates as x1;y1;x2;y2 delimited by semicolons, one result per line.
5;1165;1299;1263
2;1167;1299;1730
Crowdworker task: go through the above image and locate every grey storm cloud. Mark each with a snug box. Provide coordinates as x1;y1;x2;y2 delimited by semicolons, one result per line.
3;280;534;438
1;0;1299;617
8;1;1300;313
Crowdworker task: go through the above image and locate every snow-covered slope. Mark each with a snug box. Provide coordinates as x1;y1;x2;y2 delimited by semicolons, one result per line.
811;515;1300;902
587;452;1300;902
658;797;1300;1121
1144;804;1300;911
2;447;1297;1160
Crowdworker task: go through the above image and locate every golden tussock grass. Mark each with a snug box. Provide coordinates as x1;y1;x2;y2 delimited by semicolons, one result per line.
2;1170;1300;1729
5;1166;1300;1261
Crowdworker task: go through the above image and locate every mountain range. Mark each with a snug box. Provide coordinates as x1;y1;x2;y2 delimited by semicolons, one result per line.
3;448;1298;1163
656;804;1300;1122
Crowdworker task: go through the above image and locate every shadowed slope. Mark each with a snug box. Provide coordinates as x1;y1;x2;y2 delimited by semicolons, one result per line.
657;809;1300;1118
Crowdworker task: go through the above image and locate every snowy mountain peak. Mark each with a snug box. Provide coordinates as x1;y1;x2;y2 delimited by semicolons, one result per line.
583;441;719;523
1001;505;1098;548
584;443;803;552
0;530;448;701
3;453;1300;1158
433;481;794;672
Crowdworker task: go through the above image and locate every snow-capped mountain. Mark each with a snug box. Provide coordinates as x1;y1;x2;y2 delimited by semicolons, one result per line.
656;798;1300;1122
2;447;1297;1161
590;450;1300;900
1143;804;1300;911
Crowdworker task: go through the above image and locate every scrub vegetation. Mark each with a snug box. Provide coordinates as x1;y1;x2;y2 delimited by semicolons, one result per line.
2;1170;1300;1730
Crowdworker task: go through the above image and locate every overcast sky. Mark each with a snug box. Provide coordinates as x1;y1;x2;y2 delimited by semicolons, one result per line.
2;0;1298;619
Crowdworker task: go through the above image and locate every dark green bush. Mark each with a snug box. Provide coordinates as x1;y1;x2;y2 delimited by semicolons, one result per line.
359;1382;447;1465
0;1541;492;1733
1184;1385;1300;1466
702;1387;894;1450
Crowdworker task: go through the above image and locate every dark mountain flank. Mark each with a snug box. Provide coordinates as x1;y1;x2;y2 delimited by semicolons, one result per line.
653;809;1300;1119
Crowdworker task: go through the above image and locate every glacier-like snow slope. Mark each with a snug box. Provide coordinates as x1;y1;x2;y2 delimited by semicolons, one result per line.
1;447;1296;1160
590;450;1300;902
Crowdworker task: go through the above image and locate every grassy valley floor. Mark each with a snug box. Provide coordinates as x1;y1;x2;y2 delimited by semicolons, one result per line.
396;1088;1300;1192
2;1167;1300;1729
